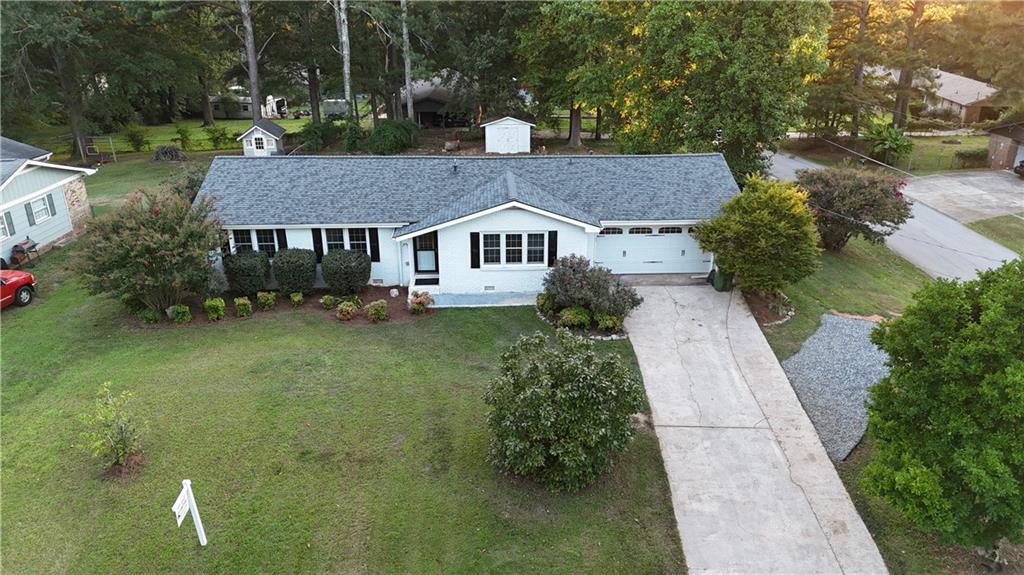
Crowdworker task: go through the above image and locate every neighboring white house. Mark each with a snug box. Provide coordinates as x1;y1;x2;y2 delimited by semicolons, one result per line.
211;94;288;120
237;120;286;157
482;116;534;155
196;155;738;305
1;139;95;266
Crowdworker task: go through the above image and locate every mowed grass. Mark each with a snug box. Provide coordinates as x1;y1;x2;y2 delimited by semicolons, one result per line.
779;135;991;176
761;237;931;360
0;251;684;574
968;213;1024;256
85;151;226;214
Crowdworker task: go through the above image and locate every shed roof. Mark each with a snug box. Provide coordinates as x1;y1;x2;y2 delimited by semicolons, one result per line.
0;137;51;161
480;116;536;128
196;154;739;234
236;119;287;141
987;122;1024;144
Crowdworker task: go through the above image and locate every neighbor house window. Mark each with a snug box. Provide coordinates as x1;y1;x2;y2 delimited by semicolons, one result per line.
504;233;523;263
348;228;368;253
242;104;250;111
255;229;277;256
254;137;265;150
0;214;9;239
658;226;683;234
482;233;501;264
30;197;51;223
629;227;652;235
244;139;252;148
325;229;345;251
599;227;623;235
527;233;546;263
233;230;253;253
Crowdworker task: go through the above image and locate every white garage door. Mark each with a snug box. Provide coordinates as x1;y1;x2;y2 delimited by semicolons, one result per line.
594;226;711;274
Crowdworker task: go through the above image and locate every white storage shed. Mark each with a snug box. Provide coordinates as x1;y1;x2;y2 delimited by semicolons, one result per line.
482;117;534;155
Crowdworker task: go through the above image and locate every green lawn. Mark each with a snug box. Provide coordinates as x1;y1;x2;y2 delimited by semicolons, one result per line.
968;213;1024;255
778;135;991;176
0;250;684;574
86;151;225;214
761;237;931;360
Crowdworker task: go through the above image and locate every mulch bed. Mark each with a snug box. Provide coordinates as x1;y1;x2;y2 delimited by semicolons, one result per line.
743;291;787;325
128;286;433;329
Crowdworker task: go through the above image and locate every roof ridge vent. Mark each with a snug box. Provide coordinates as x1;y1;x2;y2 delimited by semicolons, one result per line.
451;159;457;174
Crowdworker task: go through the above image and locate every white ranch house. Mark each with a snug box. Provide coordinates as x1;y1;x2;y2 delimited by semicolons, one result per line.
196;155;738;305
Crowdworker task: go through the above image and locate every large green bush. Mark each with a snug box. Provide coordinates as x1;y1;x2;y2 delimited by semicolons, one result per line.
485;330;644;491
122;123;151;152
322;249;370;295
222;251;269;295
75;190;222;311
691;176;821;295
865;260;1024;549
271;248;316;295
952;148;988;169
541;255;642;318
298;121;343;152
796;166;911;251
367;119;418;154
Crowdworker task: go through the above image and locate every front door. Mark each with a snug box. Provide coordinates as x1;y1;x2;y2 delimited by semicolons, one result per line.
413;232;438;273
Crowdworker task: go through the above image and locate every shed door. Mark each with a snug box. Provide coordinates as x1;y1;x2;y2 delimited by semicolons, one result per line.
494;126;520;154
594;227;710;274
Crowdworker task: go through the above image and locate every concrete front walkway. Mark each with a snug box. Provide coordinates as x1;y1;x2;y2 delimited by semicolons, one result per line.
626;286;887;574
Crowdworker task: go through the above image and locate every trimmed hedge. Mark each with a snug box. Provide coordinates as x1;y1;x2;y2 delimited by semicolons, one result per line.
223;251;269;295
271;248;316;295
953;148;989;169
322;249;370;295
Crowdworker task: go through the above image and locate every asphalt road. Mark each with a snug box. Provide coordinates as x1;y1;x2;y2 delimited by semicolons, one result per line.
767;152;1018;280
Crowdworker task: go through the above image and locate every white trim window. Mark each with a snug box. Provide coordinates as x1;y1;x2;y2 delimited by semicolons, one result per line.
325;228;345;251
254;136;265;150
30;197;52;223
0;213;9;239
482;231;546;266
348;228;368;253
599;227;623;235
244;139;252;148
658;226;684;234
255;229;277;256
629;227;652;235
232;229;254;252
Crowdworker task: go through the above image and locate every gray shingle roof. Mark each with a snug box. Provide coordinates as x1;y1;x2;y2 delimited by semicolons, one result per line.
397;170;601;236
196;154;739;231
0;158;27;186
1;136;51;161
239;119;287;140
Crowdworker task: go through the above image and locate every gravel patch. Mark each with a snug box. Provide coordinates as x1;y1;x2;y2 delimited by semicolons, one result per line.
782;314;890;461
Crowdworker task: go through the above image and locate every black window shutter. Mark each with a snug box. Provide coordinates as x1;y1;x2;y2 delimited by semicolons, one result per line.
470;232;480;269
46;193;56;216
4;212;14;236
547;230;558;267
275;229;288;250
24;203;35;226
368;228;380;262
311;228;323;263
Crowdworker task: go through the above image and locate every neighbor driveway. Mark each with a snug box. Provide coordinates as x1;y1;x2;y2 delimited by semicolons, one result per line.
902;171;1023;223
626;286;887;574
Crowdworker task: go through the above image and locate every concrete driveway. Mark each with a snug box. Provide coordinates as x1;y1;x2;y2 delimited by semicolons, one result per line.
903;171;1023;223
626;286;886;574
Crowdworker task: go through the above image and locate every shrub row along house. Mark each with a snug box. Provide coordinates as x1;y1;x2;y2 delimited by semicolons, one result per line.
1;137;94;268
196;154;739;305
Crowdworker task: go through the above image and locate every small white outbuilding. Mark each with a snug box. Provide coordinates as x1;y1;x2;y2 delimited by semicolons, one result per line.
482;116;534;155
237;119;287;157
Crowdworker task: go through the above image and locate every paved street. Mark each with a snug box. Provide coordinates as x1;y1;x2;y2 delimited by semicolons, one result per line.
768;152;1018;280
626;286;886;574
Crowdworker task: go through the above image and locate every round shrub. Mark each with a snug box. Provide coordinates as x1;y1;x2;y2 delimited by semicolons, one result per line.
366;299;389;322
484;329;644;491
256;291;276;310
234;296;252;317
542;255;643;318
223;251;269;295
169;304;192;324
322;249;370;295
271;248;316;295
367;119;418;155
136;308;161;324
203;297;226;321
409;291;434;315
557;305;591;329
336;301;359;321
320;294;339;310
595;312;624;333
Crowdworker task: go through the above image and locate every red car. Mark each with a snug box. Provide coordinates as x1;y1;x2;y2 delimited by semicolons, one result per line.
0;269;37;309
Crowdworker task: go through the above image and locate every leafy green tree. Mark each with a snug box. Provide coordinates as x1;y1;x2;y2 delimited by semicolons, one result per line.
796;166;911;251
485;329;644;491
76;190;222;311
691;176;821;295
866;260;1024;550
620;1;830;176
77;383;146;468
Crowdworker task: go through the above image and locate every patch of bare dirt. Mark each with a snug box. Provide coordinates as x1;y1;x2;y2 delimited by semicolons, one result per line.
103;452;144;480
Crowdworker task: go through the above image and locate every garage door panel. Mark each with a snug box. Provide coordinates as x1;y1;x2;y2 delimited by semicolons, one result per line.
595;232;710;274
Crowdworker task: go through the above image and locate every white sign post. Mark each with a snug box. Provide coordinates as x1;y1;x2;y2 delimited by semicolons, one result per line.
172;479;208;546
